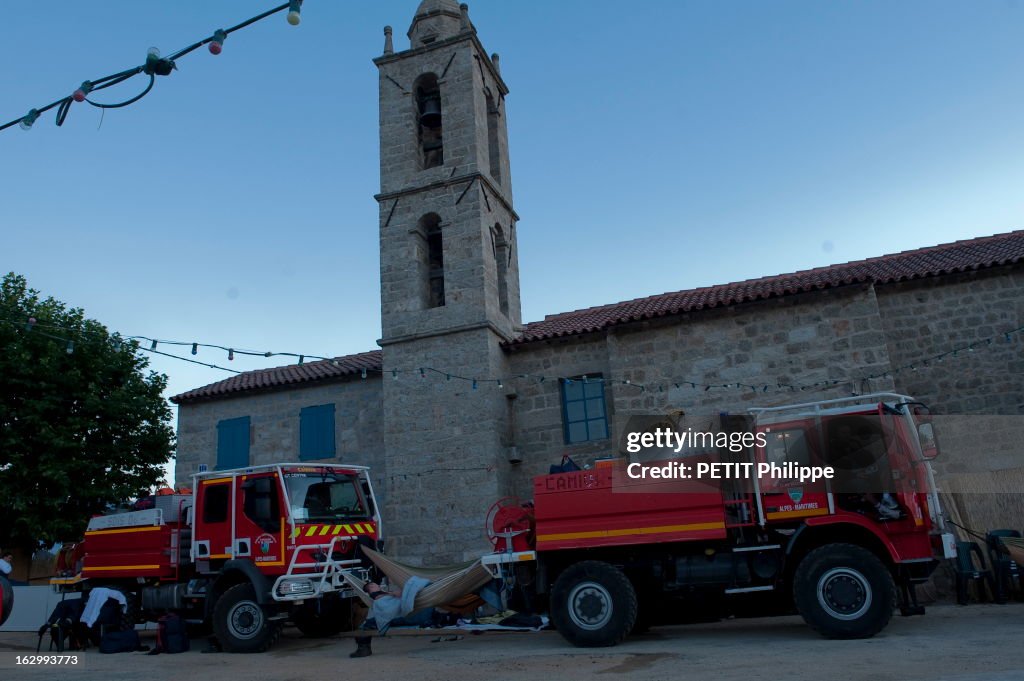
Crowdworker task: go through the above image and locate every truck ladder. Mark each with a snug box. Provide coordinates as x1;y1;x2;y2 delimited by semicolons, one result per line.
723;493;756;528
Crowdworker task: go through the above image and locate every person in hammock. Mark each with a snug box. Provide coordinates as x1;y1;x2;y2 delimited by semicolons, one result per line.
350;580;435;658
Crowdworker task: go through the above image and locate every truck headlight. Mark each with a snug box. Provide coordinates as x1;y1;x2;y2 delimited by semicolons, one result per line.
278;579;315;596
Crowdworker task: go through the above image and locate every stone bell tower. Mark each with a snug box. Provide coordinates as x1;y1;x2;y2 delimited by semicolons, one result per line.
374;1;521;563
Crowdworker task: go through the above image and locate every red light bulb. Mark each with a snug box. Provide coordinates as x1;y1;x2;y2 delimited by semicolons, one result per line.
209;30;226;56
72;81;92;102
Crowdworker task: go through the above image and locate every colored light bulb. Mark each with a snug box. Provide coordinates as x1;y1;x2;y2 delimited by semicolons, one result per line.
19;108;39;130
287;0;302;25
209;29;226;55
73;81;93;102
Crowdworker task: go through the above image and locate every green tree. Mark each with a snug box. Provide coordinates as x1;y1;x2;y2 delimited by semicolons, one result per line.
0;273;175;554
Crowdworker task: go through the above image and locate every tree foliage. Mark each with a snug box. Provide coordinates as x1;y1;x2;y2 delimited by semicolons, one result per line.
0;273;175;551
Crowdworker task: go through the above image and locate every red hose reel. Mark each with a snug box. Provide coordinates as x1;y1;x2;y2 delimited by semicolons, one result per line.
485;497;535;552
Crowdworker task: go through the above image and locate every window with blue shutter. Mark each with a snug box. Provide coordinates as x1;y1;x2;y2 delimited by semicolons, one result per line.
300;403;337;461
561;375;609;444
216;416;251;470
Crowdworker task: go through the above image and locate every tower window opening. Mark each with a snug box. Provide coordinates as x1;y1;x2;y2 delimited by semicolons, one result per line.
486;91;502;183
493;223;509;317
416;74;443;169
421;215;445;308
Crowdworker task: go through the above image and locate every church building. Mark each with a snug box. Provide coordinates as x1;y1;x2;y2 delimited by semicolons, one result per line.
173;0;1024;564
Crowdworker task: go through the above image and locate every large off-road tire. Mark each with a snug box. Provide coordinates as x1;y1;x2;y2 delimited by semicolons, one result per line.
550;561;637;647
292;594;353;637
213;582;280;653
793;543;895;639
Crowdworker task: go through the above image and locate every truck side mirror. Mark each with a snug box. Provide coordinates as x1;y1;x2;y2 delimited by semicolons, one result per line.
917;422;938;460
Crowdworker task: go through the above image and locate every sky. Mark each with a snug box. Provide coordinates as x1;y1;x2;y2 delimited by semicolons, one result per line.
2;1;1023;481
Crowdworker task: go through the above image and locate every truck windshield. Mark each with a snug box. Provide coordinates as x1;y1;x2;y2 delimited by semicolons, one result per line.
284;473;367;523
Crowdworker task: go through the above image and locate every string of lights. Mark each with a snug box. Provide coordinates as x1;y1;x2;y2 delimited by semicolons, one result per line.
3;314;1021;396
1;1;303;133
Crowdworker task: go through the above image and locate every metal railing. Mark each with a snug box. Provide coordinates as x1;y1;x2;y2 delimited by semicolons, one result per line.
271;534;367;602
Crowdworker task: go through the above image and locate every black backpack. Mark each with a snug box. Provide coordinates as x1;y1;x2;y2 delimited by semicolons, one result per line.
99;629;141;654
154;613;190;654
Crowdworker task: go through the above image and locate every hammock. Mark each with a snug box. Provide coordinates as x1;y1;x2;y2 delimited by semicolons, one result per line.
340;546;494;611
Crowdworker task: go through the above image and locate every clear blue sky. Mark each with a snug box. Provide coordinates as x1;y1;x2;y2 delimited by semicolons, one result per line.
2;1;1023;478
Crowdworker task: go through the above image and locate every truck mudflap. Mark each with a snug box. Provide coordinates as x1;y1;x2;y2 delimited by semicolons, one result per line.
898;557;941;583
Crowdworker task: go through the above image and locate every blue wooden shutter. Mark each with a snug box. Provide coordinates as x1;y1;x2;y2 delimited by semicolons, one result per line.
216;416;251;470
300;404;336;460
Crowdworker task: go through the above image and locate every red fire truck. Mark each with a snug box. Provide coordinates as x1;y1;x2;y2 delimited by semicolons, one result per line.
483;393;956;647
53;464;380;652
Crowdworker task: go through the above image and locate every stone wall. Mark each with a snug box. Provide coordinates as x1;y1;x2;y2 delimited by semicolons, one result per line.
503;333;612;499
505;285;897;492
879;267;1024;415
174;377;385;503
381;328;512;563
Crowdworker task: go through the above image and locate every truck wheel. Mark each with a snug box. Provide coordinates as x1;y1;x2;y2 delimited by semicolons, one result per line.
793;543;895;639
292;595;353;637
550;561;637;647
213;583;280;653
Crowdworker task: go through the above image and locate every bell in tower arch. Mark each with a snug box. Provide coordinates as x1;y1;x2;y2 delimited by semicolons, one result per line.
419;92;442;129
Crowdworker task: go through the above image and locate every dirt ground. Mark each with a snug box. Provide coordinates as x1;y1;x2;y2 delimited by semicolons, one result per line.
2;603;1022;681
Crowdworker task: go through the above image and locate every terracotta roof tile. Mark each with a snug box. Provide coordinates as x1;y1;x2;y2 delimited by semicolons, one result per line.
171;350;382;404
506;229;1024;346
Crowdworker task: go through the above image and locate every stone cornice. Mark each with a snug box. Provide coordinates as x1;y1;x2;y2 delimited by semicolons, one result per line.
373;32;509;96
375;171;519;222
378;319;515;347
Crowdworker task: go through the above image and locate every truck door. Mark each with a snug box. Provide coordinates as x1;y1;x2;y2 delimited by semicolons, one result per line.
877;405;928;528
756;421;830;523
194;477;234;561
235;473;286;568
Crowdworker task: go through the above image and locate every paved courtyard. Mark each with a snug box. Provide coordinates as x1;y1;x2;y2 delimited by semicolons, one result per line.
2;603;1022;681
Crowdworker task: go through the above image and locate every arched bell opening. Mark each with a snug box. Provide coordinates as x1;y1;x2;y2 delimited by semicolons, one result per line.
415;74;443;170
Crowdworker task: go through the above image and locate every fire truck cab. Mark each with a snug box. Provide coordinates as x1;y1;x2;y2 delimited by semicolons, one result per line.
54;463;381;652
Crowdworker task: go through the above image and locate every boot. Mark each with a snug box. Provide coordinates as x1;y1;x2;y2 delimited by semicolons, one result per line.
349;636;372;658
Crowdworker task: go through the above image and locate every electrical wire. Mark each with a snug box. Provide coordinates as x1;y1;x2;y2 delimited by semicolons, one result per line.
1;2;296;133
